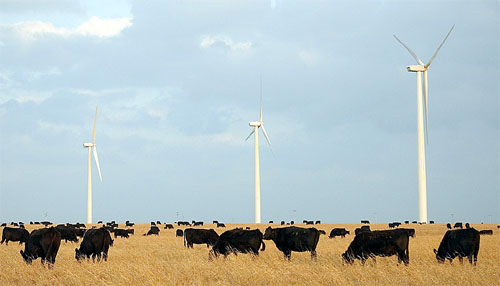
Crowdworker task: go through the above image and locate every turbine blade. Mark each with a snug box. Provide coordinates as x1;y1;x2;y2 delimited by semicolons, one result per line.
425;25;454;68
93;146;103;182
423;71;429;144
92;106;98;144
393;34;424;65
260;124;273;154
245;129;255;141
259;77;263;122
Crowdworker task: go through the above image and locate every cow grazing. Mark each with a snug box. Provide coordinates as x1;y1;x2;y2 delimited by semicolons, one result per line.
114;229;130;238
217;223;226;228
454;222;463;229
55;226;79;243
305;221;314;225
193;221;204;226
447;223;452;229
329;228;349;238
184;228;219;248
404;220;409;224
263;226;321;260
126;229;135;235
319;230;326;235
465;223;470;229
361;220;370;224
212;220;219;224
412;221;418;224
1;227;30;245
75;228;113;262
144;226;160;236
315;220;321;225
355;225;371;236
210;229;265;259
342;229;411;265
280;221;285;225
164;224;174;229
151;222;156;226
20;227;61;268
434;228;480;265
479;230;493;235
1;223;6;227
268;221;274;224
156;221;161;225
430;220;435;224
176;229;184;237
125;221;135;227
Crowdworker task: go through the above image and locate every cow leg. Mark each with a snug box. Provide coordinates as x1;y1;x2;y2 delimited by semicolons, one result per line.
458;256;463;264
92;254;96;262
311;250;317;261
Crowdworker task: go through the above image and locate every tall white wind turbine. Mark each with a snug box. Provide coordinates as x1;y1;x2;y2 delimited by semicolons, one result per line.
83;106;103;224
394;26;454;223
245;81;272;223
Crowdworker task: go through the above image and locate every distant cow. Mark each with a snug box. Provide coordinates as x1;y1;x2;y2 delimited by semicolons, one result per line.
164;224;174;229
315;221;321;225
125;221;135;227
1;227;30;245
193;221;204;226
144;226;160;236
268;221;273;224
434;228;480;265
263;226;320;260
75;228;113;262
156;221;161;225
305;221;314;225
465;223;470;229
176;229;184;237
447;223;452;229
479;230;493;235
404;220;409;224
114;229;130;238
329;228;350;238
355;225;371;236
20;227;61;268
55;226;79;243
290;221;294;225
429;221;435;224
361;220;370;224
217;223;226;228
1;223;6;227
184;228;219;248
280;221;285;225
212;221;219;224
126;229;134;235
210;229;265;259
454;222;463;229
342;229;412;265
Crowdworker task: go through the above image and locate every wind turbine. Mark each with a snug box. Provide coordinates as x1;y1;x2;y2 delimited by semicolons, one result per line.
245;80;272;224
83;106;103;224
394;26;454;223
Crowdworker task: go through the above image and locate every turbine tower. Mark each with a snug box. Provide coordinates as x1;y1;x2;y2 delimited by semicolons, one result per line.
245;80;272;223
394;26;454;223
83;106;103;224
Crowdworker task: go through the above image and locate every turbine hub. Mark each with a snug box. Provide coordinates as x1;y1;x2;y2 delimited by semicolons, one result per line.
249;121;261;127
407;65;426;72
83;143;93;148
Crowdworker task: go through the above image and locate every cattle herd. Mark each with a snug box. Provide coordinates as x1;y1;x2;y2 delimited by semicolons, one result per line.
0;220;498;268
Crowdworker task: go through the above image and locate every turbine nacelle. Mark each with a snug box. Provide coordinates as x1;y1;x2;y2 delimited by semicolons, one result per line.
407;65;426;72
83;143;94;148
249;121;262;127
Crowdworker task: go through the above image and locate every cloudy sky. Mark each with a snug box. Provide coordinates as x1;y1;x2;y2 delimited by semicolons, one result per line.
0;0;498;224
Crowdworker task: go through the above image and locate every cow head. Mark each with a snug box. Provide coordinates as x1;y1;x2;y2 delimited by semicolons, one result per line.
20;250;32;264
263;227;275;240
341;252;354;264
75;248;85;262
433;249;445;263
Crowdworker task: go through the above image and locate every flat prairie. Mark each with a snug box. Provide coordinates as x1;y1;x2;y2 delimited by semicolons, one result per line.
1;223;498;285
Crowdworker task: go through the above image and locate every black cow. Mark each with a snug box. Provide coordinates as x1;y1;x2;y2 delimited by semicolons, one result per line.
126;229;135;235
55;226;79;243
176;229;184;237
20;227;61;268
305;221;314;225
1;227;29;245
447;223;452;229
412;221;418;224
263;226;320;260
213;221;219;224
193;221;204;226
184;228;219;248
329;228;350;238
164;224;174;229
315;220;321;225
355;225;371;236
269;221;273;224
429;221;435;224
454;222;463;229
97;221;103;224
125;221;135;227
404;220;409;224
280;221;285;225
210;229;265;259
465;223;470;229
144;226;160;236
75;228;113;262
156;221;161;225
361;220;370;224
290;221;294;225
1;223;6;227
342;229;411;265
114;229;130;238
217;223;226;228
434;228;480;265
319;230;326;235
479;230;493;235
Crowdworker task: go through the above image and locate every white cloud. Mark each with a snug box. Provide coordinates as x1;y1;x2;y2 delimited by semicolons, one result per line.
10;16;132;41
298;49;320;68
200;35;252;52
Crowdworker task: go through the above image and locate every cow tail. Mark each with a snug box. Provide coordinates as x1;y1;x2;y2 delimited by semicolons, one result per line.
183;233;186;247
260;240;266;251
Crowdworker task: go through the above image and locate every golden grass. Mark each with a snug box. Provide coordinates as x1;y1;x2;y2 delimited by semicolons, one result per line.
1;224;499;285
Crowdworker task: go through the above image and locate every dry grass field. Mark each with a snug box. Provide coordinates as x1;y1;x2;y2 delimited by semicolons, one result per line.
1;223;499;285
